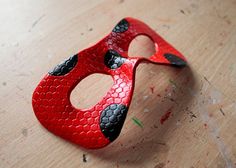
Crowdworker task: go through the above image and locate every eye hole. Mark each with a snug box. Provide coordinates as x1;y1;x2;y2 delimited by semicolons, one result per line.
128;35;156;58
70;73;113;109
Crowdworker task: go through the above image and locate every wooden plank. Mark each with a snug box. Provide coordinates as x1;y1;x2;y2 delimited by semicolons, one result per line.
0;0;236;167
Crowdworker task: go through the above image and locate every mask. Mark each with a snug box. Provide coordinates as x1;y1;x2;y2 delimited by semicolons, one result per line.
32;17;187;149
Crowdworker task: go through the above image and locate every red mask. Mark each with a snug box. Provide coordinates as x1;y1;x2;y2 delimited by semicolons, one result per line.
32;17;187;149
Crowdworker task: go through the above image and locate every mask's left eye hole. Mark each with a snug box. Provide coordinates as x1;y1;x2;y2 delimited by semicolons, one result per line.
70;73;113;110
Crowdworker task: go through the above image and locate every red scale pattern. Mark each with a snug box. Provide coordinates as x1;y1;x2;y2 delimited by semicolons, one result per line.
32;17;187;149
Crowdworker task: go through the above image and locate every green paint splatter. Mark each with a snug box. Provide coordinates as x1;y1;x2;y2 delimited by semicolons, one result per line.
169;79;177;88
132;117;143;128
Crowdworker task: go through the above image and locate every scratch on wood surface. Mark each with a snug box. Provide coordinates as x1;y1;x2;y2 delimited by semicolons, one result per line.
31;14;45;28
180;9;186;15
29;14;45;32
220;108;225;116
203;76;211;85
164;95;178;105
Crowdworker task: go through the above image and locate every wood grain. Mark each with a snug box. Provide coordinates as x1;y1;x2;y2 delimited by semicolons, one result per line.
0;0;236;167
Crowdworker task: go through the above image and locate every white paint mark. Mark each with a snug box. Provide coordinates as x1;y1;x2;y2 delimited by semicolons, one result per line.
192;82;235;168
143;108;149;113
210;89;222;104
212;99;217;104
167;92;172;97
143;95;149;100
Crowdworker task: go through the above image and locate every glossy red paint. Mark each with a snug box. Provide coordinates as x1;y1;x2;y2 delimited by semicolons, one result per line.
32;17;187;149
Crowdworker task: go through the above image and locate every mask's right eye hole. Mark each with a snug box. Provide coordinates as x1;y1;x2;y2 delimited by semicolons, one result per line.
70;73;113;110
128;35;156;59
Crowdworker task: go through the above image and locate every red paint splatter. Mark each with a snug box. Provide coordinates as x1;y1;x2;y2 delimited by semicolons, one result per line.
160;108;172;124
150;86;155;94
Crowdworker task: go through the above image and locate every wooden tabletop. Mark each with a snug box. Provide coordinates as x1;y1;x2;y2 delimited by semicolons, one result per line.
1;0;236;167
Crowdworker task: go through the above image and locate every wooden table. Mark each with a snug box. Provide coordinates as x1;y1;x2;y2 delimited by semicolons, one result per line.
1;0;236;167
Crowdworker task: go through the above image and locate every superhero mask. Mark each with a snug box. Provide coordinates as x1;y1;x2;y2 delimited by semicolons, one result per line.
32;17;187;149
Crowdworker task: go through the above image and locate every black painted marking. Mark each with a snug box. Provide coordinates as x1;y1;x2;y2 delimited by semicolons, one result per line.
100;104;128;142
112;19;129;33
104;50;126;69
49;54;78;76
164;53;187;67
